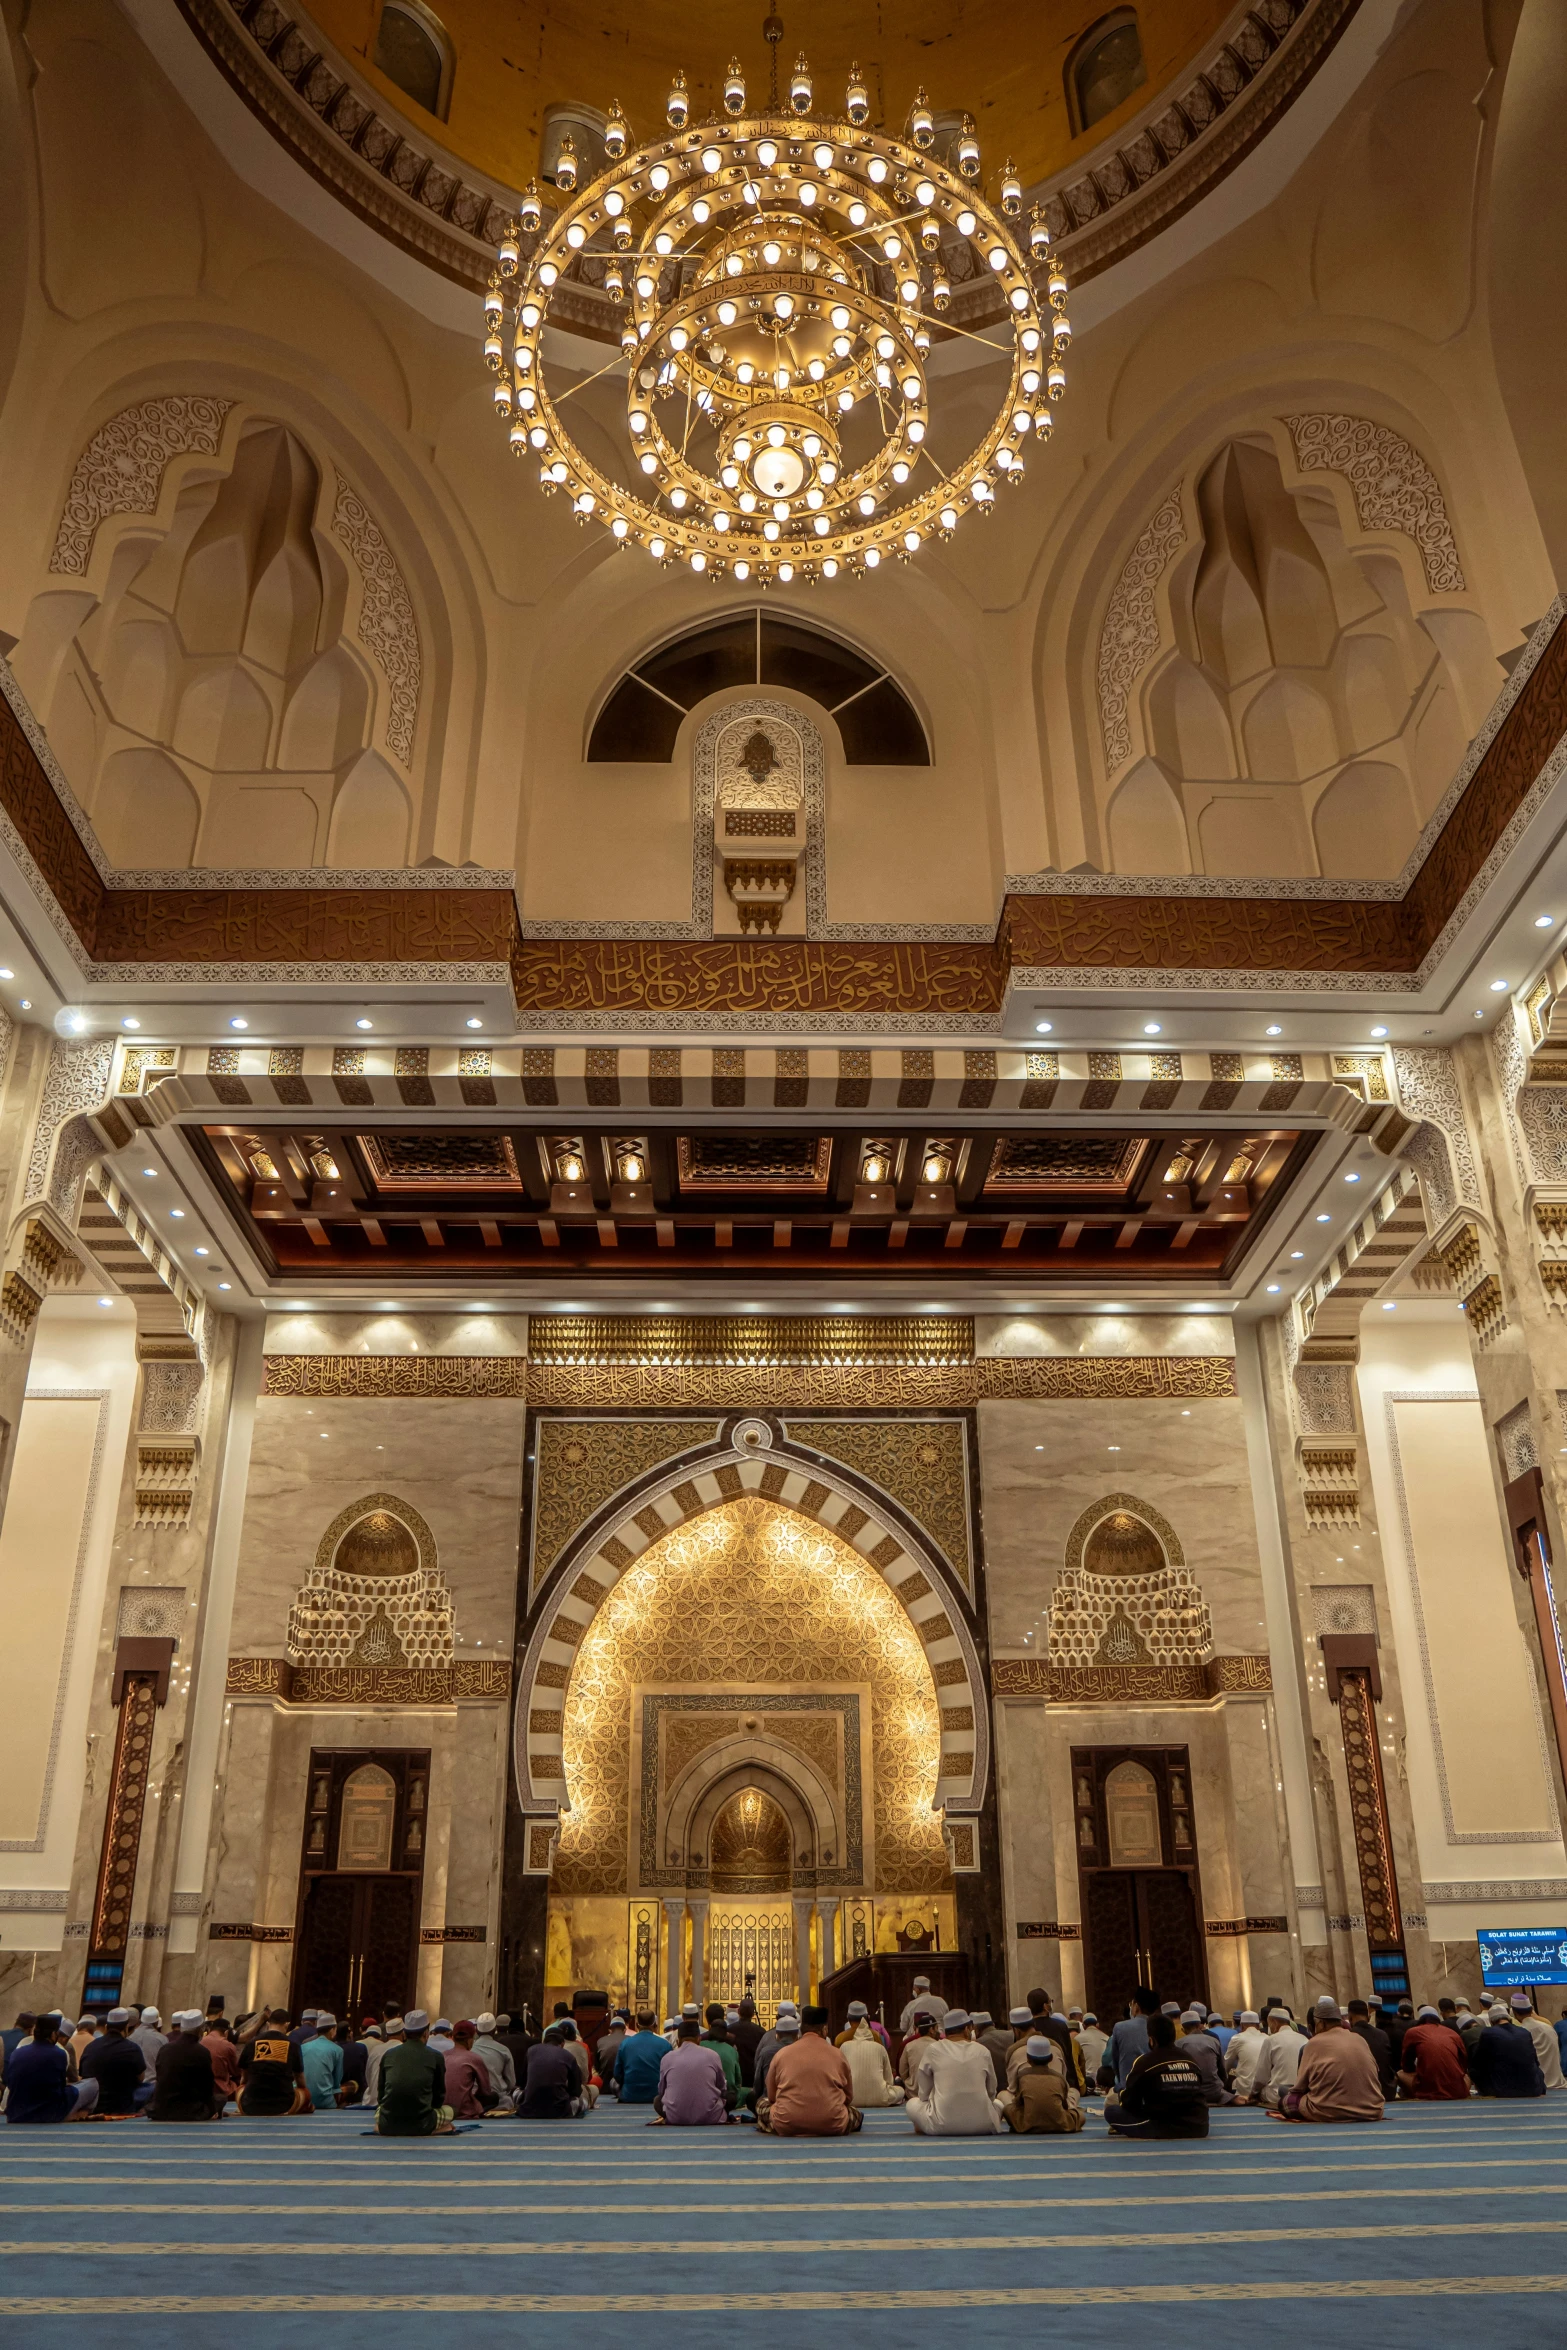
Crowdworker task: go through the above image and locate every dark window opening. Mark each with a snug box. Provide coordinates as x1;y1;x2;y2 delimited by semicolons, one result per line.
587;612;928;763
375;2;452;121
1068;9;1146;134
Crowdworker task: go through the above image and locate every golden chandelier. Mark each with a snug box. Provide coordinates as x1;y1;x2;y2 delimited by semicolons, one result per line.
482;50;1070;584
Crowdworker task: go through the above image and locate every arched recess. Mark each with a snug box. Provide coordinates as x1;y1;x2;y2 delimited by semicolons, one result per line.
673;1753;837;1887
515;1416;986;1848
1049;1490;1214;1669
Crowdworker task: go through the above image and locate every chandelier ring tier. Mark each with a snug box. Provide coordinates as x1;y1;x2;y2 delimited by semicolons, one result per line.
482;64;1071;584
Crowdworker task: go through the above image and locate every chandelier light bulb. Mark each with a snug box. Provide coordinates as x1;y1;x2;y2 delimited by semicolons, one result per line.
724;58;745;114
483;328;502;370
910;88;934;147
649;535;666;558
846;66;870;124
866;154;888;183
649;162;670;191
958;117;981;178
667;71;688;128
701;144;723;175
790;54;812;113
554;133;577;192
848;199;868;226
756;139;779;169
604;103;629;158
813;142;834;169
520;184;541;233
498;224;520;275
1000;161;1022;216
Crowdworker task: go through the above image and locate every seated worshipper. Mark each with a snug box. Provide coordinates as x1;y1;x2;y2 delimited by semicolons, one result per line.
80;2009;150;2114
301;2015;345;2111
1248;2008;1307;2109
759;2005;860;2136
1273;1999;1384;2123
756;2012;801;2104
838;2007;900;2108
238;2011;310;2117
1176;2010;1234;2105
906;2010;1005;2137
898;1975;948;2035
1077;2013;1108;2083
472;2014;517;2105
899;2011;940;2096
556;2019;597;2107
974;2010;1015;2080
1397;2006;1470;2101
654;2017;732;2125
364;2018;402;2105
443;2022;502;2119
595;2012;629;2094
69;2015;99;2067
614;2011;671;2104
202;2015;241;2107
729;1997;765;2092
1103;2013;1208;2139
1507;1992;1566;2088
752;2004;799;2097
150;2012;224;2122
1224;2013;1267;2101
132;2007;168;2069
1000;2034;1083;2134
1383;1999;1415;2074
335;2020;368;2106
1344;2000;1395;2097
376;2012;456;2135
1105;1988;1161;2091
519;2027;587;2121
4;2015;98;2122
701;2004;743;2105
1471;2009;1546;2098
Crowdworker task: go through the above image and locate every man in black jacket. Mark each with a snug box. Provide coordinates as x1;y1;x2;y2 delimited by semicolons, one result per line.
729;1996;765;2092
1103;2013;1209;2138
1346;1999;1395;2097
1471;2014;1546;2098
519;2026;586;2120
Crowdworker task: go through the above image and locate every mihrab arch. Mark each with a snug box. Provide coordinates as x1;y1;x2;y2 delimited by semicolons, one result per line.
515;1415;987;1862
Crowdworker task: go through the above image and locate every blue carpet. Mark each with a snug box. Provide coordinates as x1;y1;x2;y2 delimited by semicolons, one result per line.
3;2097;1566;2347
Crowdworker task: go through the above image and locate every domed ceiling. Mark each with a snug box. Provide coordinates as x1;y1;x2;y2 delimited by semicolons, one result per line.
311;0;1236;194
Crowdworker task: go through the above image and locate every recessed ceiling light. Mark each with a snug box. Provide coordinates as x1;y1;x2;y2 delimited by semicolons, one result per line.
1535;915;1555;929
466;1017;484;1030
229;1016;248;1030
218;1282;231;1290
1382;1302;1397;1311
121;1017;140;1031
1266;1283;1281;1293
1265;1025;1282;1037
18;1000;29;1010
1316;1213;1332;1223
169;1208;184;1219
98;1297;111;1308
1142;1021;1162;1035
1490;979;1510;993
64;1013;87;1033
1344;1172;1361;1183
356;1017;373;1031
194;1246;209;1257
379;1303;401;1312
1290;1250;1304;1259
1474;1009;1486;1019
1370;1026;1388;1039
1034;1020;1053;1035
0;968;12;979
142;1167;156;1178
1107;1444;1120;1451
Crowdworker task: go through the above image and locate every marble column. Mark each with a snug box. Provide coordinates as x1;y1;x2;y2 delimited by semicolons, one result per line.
792;1895;815;2004
819;1898;837;1979
688;1897;709;2005
662;1897;686;2013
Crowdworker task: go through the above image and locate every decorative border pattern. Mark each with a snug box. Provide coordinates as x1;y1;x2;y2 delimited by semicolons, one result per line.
331;470;421;766
224;1656;511;1703
49;397;234;577
1096;487;1186;776
0;1390;110;1853
1383;1390;1560;1845
1423;1878;1567;1903
1285;413;1464;594
263;1355;526;1398
523;1357;1237;1412
992;1654;1271;1700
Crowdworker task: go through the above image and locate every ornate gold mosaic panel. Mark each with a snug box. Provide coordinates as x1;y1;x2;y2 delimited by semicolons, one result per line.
554;1497;948;1900
784;1418;972;1596
530;1418;722;1599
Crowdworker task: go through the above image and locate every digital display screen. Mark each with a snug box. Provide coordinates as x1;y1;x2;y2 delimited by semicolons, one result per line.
1477;1926;1567;1987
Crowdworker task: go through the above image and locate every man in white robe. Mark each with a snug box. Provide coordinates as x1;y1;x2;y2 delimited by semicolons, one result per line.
840;2018;900;2106
1248;2007;1307;2108
1224;2011;1268;2100
897;1976;948;2035
906;2011;1005;2135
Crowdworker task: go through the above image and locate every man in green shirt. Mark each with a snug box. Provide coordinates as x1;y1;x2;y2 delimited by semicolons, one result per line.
702;2003;743;2107
374;2010;455;2136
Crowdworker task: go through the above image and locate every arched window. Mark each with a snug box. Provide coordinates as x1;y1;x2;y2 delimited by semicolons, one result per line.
1104;1759;1162;1867
337;1763;397;1870
1067;9;1146;134
587;612;929;763
374;1;453;122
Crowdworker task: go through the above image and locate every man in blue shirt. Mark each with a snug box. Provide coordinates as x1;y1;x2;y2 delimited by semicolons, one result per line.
614;2008;673;2102
1106;1987;1161;2089
301;2014;345;2109
4;2016;97;2121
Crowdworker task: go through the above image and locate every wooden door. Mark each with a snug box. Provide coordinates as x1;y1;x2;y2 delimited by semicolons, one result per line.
1073;1744;1207;2017
291;1748;426;2019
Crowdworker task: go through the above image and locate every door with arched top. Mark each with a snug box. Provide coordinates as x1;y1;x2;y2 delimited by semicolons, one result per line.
291;1749;428;2019
1073;1745;1206;2022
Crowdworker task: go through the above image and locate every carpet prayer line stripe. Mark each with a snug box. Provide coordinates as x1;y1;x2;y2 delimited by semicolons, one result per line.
7;2220;1565;2257
4;2277;1567;2314
6;2181;1559;2213
5;2153;1557;2188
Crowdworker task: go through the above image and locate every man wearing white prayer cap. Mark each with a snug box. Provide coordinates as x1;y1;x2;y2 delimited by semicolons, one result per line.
1224;2011;1268;2101
472;2012;517;2102
149;2011;223;2122
837;2001;899;2107
131;2006;166;2067
375;2010;455;2135
905;2010;1006;2135
79;2008;149;2115
363;2015;401;2104
897;1974;948;2036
